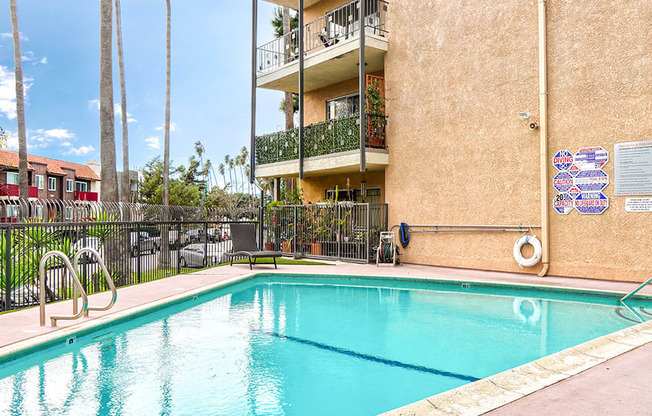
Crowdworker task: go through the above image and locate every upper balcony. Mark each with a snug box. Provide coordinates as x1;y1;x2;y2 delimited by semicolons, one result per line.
257;0;388;92
255;113;388;178
75;191;99;202
264;0;321;9
0;184;39;198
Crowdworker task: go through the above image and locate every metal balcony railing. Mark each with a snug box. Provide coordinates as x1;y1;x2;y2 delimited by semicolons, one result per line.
257;0;389;74
255;114;387;166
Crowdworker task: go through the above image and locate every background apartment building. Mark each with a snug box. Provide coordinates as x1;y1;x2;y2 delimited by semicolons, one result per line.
252;0;651;282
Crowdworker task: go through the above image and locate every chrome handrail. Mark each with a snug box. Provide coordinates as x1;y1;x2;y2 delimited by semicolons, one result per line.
621;276;652;302
39;250;88;327
73;248;117;315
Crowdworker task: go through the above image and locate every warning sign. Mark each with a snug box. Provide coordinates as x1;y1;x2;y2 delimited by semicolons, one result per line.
568;165;580;177
553;193;574;215
574;147;609;171
553;171;574;193
574;192;609;214
568;186;581;200
625;198;652;212
553;150;574;171
574;170;609;192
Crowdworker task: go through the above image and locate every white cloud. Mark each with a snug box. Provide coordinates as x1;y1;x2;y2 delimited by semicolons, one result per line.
66;145;95;156
5;127;77;151
145;136;160;150
0;32;28;41
156;122;176;132
21;51;47;66
0;65;32;120
88;98;100;111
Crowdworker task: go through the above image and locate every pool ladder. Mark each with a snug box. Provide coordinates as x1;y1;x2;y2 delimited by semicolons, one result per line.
39;248;117;327
619;276;652;323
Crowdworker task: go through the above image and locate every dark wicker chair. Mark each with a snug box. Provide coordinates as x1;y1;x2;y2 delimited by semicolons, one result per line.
226;223;282;270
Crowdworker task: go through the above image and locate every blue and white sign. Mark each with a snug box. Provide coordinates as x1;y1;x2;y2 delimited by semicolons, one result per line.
574;147;609;170
574;170;609;192
552;150;574;171
574;192;609;214
553;193;574;215
568;186;581;200
553;171;574;193
568;164;580;177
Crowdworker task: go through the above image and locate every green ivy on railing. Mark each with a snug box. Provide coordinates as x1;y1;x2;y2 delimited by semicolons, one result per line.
256;115;385;166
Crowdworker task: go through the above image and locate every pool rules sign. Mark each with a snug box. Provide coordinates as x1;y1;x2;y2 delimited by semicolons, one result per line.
552;147;610;215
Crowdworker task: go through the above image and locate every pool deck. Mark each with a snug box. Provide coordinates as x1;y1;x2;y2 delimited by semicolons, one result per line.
1;261;652;415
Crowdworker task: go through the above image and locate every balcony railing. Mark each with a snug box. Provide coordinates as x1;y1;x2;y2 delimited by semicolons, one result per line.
0;184;38;198
75;191;99;202
257;0;388;74
255;114;386;166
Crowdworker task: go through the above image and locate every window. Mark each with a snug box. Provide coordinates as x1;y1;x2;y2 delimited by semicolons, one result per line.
35;175;44;189
6;205;19;218
66;179;74;193
326;93;359;120
76;182;88;192
6;172;19;185
48;177;56;191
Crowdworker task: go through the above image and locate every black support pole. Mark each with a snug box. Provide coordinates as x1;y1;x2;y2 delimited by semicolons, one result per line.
359;0;367;173
250;0;258;183
298;0;305;179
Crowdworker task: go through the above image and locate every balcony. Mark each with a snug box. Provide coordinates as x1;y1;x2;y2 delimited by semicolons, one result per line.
75;191;99;202
0;184;39;198
263;0;321;9
255;114;388;178
257;0;388;92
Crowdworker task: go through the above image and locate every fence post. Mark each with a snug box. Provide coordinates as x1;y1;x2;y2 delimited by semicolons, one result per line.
293;206;298;254
337;204;341;260
4;228;12;311
204;221;208;265
258;207;264;250
177;222;182;275
366;203;371;263
137;226;141;283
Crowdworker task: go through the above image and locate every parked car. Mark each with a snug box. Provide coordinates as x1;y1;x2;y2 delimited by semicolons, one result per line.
152;230;188;250
178;243;223;268
130;232;159;257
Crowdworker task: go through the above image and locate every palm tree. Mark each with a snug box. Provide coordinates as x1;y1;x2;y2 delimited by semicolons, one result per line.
240;146;250;194
9;0;28;200
217;163;226;188
114;0;130;203
224;155;233;191
100;0;119;202
162;0;171;207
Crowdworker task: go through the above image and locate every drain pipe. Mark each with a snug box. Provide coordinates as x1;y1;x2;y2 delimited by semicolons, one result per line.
537;0;550;277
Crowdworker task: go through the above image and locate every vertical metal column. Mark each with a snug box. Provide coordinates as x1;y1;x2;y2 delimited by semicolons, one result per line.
4;228;11;311
298;0;305;179
250;0;258;182
359;0;367;172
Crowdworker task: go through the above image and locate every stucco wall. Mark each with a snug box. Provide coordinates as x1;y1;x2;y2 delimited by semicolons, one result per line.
384;0;652;281
301;170;385;203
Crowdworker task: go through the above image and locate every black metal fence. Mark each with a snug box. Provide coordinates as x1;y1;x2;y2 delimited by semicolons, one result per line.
0;220;254;312
262;203;388;263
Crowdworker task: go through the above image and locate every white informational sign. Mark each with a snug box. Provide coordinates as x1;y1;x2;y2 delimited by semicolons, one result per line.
615;141;652;196
625;198;652;212
574;147;609;170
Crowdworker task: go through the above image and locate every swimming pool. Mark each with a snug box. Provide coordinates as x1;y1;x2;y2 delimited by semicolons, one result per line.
1;274;650;415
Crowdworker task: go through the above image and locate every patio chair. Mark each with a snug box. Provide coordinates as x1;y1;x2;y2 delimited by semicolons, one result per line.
226;223;282;270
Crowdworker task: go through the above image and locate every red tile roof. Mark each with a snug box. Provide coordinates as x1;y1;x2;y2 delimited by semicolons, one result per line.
0;149;100;181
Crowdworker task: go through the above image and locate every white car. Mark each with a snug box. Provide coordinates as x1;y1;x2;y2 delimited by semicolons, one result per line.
178;243;223;268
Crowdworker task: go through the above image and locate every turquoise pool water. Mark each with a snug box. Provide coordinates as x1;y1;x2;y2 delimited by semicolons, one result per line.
1;275;650;416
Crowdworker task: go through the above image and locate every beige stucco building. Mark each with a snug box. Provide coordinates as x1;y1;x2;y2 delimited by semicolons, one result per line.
253;0;652;282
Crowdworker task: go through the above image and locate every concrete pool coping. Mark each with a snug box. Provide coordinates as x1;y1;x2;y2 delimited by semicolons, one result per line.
1;262;652;414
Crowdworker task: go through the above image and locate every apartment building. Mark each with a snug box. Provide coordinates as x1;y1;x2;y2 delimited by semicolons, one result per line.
0;149;100;203
251;0;651;282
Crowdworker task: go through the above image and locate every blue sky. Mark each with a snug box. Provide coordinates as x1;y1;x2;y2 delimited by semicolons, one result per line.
0;0;284;176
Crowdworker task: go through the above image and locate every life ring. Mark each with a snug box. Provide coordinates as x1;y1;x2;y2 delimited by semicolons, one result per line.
512;297;542;325
513;235;542;267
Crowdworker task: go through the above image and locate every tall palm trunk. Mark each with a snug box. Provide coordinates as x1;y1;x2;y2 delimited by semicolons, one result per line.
114;0;130;203
163;0;171;206
283;7;294;131
100;0;118;202
159;0;172;270
9;0;28;201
